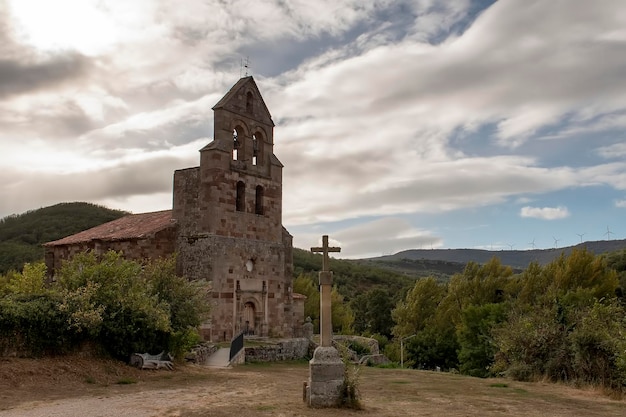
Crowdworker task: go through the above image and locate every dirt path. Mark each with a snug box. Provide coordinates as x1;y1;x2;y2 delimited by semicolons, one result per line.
1;358;625;417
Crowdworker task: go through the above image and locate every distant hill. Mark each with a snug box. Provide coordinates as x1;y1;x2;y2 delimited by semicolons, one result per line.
293;248;414;300
0;202;128;274
353;257;469;283
3;202;624;297
369;239;626;270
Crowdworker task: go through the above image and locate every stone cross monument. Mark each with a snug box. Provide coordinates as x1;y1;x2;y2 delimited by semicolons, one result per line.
305;235;345;408
311;235;340;347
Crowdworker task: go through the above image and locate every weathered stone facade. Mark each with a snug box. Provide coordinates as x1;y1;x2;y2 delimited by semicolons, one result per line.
44;77;303;342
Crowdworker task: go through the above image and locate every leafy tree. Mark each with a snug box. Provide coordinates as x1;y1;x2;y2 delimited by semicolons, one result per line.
494;249;623;389
546;249;618;301
3;262;47;295
0;202;127;274
457;303;508;377
604;249;626;294
392;277;445;339
0;243;43;276
391;277;458;370
493;304;570;381
350;288;394;337
54;251;170;358
142;256;211;356
331;286;354;334
514;261;547;305
439;258;512;326
142;256;211;330
402;324;458;370
293;274;320;327
0;294;75;356
49;250;210;359
292;248;413;301
58;281;105;337
292;273;353;334
569;299;626;390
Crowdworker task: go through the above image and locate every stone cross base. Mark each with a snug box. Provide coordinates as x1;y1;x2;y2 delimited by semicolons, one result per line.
305;346;345;408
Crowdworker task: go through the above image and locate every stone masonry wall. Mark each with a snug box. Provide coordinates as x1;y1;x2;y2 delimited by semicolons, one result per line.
197;155;283;242
176;234;294;342
244;338;311;362
45;227;176;278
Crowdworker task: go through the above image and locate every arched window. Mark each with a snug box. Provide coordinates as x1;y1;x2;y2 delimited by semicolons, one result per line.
236;181;246;212
233;129;239;160
255;185;264;215
246;91;253;113
252;134;258;166
252;131;264;165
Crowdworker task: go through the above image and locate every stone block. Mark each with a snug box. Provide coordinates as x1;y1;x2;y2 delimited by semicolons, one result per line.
307;346;345;408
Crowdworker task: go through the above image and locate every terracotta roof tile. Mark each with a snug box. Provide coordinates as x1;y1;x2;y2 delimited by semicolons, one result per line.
44;210;175;246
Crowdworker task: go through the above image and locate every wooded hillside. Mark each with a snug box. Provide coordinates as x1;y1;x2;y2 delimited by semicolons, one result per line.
0;203;128;274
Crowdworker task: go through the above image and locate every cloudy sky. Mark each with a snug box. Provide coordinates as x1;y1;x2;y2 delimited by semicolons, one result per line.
1;0;625;258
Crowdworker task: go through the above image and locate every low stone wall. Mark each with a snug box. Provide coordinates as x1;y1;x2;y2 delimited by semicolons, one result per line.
358;354;390;366
185;343;219;364
230;347;245;365
244;338;311;362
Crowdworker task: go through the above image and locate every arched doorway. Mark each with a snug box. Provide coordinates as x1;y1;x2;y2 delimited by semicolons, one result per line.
243;302;256;335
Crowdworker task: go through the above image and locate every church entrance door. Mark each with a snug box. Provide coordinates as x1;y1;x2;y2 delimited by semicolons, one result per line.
243;302;256;335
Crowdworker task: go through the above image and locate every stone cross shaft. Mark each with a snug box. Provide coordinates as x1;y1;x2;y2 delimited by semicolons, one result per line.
311;235;341;347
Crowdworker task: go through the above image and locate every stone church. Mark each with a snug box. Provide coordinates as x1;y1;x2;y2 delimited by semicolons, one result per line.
44;76;304;342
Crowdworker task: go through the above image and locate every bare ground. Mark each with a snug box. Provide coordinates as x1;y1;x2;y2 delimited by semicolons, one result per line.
0;356;625;417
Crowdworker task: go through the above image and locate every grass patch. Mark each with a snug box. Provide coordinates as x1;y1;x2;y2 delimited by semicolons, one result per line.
391;380;411;384
243;360;273;367
376;362;400;369
490;383;509;388
116;377;138;385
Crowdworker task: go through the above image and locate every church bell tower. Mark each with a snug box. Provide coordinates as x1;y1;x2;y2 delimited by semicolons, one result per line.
173;77;295;341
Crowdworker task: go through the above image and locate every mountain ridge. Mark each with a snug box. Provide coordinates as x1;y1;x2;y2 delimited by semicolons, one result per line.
369;239;626;269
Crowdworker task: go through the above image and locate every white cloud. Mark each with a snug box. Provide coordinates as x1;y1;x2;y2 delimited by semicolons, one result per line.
2;0;626;251
616;199;626;208
597;142;626;159
520;206;570;220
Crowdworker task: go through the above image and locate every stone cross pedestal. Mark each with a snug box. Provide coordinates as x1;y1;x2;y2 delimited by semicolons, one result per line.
305;235;345;408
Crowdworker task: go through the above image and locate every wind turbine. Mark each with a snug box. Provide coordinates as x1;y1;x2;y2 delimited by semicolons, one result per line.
576;232;585;244
507;243;515;251
605;226;613;240
528;238;536;249
553;236;561;248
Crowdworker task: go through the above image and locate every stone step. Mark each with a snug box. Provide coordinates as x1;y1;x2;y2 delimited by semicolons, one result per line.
205;347;231;368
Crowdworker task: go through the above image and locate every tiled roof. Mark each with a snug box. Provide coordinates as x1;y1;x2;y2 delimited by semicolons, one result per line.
44;210;175;246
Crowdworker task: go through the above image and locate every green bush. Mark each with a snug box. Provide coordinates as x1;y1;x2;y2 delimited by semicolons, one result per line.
168;327;203;359
0;294;76;356
346;340;370;356
0;250;211;360
569;300;626;391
